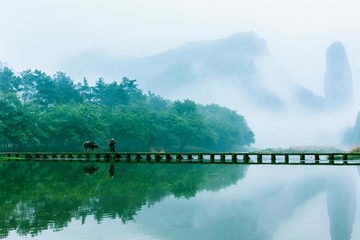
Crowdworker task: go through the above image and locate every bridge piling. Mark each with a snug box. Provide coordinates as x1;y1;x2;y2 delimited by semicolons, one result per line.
231;154;237;163
284;154;289;164
315;154;320;164
243;154;250;164
210;154;215;163
329;154;334;165
271;154;276;164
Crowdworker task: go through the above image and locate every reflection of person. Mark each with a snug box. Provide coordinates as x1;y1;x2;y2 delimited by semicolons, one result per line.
107;138;117;152
109;163;116;178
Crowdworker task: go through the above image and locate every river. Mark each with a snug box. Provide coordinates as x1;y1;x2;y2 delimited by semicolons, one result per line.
0;162;359;240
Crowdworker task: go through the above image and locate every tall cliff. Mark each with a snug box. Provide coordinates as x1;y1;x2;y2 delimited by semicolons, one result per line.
324;42;353;111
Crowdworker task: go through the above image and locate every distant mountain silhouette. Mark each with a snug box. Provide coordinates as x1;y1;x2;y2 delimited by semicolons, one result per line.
324;41;354;112
42;33;360;147
60;32;296;112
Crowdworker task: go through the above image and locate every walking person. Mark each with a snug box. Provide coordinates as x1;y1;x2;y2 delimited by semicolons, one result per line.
107;138;117;152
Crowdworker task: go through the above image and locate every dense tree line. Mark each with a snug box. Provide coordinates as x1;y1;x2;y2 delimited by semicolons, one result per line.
0;67;255;152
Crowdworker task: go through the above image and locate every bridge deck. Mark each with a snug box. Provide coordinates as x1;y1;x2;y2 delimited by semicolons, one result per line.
1;152;360;165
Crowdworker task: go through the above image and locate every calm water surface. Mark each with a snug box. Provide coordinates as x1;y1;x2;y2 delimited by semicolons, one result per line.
1;162;359;240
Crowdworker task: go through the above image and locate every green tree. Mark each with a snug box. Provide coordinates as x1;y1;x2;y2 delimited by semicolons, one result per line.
1;67;256;152
53;71;83;104
0;67;20;93
76;78;94;102
199;104;255;151
18;69;37;104
31;70;57;108
92;78;107;105
145;111;180;150
99;81;128;108
104;104;151;150
172;99;196;116
119;77;145;104
0;93;41;150
146;91;170;111
171;99;210;150
39;103;105;149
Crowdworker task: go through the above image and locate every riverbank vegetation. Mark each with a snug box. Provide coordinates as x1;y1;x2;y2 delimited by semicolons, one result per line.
253;145;346;153
0;67;255;152
350;145;360;153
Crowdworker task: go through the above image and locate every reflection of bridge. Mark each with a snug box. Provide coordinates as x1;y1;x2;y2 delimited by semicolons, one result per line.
1;152;360;165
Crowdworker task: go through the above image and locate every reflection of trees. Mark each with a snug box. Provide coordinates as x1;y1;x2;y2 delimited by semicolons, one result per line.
0;162;247;238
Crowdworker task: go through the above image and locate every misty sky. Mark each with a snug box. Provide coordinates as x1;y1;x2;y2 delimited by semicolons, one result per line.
1;0;359;95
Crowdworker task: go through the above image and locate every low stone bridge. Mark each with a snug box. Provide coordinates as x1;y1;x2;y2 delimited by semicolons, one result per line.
1;152;360;165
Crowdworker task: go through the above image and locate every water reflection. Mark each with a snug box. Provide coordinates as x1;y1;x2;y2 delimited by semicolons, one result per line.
108;163;116;178
121;166;359;240
83;164;99;175
327;168;357;240
0;162;246;239
0;162;359;239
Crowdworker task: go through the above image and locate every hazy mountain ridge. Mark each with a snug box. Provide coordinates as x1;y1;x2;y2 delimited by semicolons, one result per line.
60;32;300;112
60;31;267;80
59;32;356;148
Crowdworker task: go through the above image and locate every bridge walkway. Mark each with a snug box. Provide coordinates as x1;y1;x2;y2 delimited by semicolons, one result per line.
1;152;360;165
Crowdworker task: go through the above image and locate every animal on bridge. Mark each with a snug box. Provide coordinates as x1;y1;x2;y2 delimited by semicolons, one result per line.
83;141;100;152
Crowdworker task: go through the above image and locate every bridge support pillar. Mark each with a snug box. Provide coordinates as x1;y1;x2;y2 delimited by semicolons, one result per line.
210;154;215;163
231;154;237;163
146;153;151;162
329;154;334;164
220;154;225;163
315;154;320;164
284;154;289;164
243;154;249;164
271;154;276;164
300;154;305;164
343;154;348;164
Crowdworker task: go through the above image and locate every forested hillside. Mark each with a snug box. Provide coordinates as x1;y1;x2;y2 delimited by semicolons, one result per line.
0;67;254;152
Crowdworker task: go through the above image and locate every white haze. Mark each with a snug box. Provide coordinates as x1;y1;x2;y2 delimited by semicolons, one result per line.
158;56;358;149
1;0;360;149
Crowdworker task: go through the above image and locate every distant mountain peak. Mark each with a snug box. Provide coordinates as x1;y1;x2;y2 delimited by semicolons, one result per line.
324;41;354;111
59;31;270;88
171;31;268;57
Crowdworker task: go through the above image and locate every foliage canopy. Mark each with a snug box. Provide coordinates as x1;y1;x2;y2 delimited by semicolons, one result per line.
0;67;255;151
